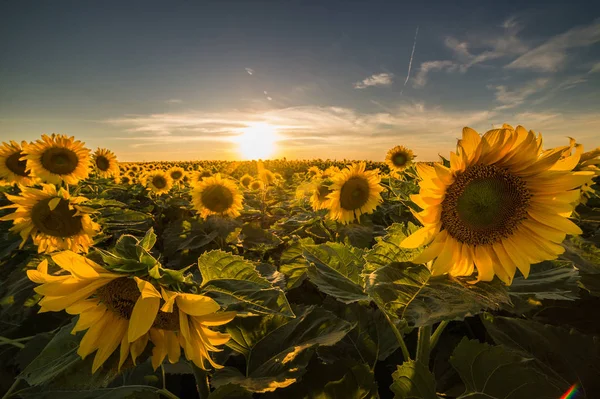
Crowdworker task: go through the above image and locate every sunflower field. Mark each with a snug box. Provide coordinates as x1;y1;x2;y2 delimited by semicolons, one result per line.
0;126;599;399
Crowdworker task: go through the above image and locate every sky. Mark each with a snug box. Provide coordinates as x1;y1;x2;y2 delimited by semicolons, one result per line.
1;0;599;161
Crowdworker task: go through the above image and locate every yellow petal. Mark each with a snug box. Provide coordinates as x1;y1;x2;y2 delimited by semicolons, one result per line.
134;277;161;299
430;236;456;276
196;311;237;326
175;294;221;317
460;127;481;162
51;251;101;279
92;315;128;373
400;223;441;249
201;327;231;346
492;242;517;283
160;287;178;313
48;197;61;211
521;219;566;243
164;330;181;364
39;278;112;312
118;333;130;370
66;299;99;315
128;296;160;342
130;333;149;365
527;209;582;236
78;311;110;358
149;328;167;370
502;237;531;278
72;305;107;333
472;246;494;283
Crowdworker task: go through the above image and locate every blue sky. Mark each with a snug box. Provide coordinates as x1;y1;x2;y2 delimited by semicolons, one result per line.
1;0;599;161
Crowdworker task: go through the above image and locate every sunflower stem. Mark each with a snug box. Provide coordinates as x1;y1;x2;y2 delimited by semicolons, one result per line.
0;336;26;349
157;388;180;399
381;310;411;361
191;365;210;399
429;321;449;352
416;325;432;365
1;379;20;399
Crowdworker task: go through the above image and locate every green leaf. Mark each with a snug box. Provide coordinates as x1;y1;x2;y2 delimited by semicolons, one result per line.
318;300;399;368
318;363;377;399
15;385;162;399
363;223;421;274
139;228;157;251
561;236;600;274
450;338;564;399
240;222;283;251
390;360;438;399
338;224;374;249
365;263;510;327
483;316;600;397
114;235;140;259
279;237;314;290
198;250;294;317
303;243;369;303
208;384;253;399
508;260;580;301
214;306;354;393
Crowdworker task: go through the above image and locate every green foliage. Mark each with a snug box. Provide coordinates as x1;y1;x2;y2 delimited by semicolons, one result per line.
390;360;438;399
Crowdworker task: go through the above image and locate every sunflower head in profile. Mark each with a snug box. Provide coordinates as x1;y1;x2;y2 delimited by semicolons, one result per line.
24;134;91;185
92;148;119;178
27;251;235;373
385;145;415;173
240;174;254;188
310;178;333;211
0;140;35;186
401;124;594;285
563;139;600;204
327;162;383;224
144;170;173;195
192;174;243;218
168;166;186;183
321;166;340;179
0;185;99;253
259;169;276;186
307;166;321;178
249;180;264;191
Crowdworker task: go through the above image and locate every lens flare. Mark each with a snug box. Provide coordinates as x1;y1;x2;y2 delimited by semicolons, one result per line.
560;384;579;399
235;123;279;160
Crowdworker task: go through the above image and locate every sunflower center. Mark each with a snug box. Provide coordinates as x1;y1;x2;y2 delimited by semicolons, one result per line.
6;151;30;177
340;177;370;210
393;153;407;167
40;147;79;175
97;278;180;330
31;197;83;238
95;155;110;171
171;171;183;180
441;164;530;245
152;175;167;189
201;184;234;213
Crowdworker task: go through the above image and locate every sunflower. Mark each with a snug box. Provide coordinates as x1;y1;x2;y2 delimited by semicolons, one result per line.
385;145;414;172
191;174;243;218
327;162;383;224
160;288;235;370
322;166;340;179
144;170;173;195
259;169;276;186
249;180;264;191
401;124;594;285
27;252;234;372
310;178;333;211
24;134;91;185
240;174;254;188
92;148;119;178
168;166;186;183
0;185;99;253
307;166;321;177
0;140;35;186
563;139;600;204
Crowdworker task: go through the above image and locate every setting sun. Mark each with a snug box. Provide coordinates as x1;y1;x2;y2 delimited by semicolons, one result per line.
235;123;280;159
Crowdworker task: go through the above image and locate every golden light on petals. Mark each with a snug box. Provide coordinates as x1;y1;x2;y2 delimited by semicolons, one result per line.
0;141;35;186
385;145;415;172
191;174;244;218
92;148;119;178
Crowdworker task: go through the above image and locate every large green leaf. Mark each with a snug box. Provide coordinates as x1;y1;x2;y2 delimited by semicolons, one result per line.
303;243;369;303
561;236;600;274
198;250;293;317
363;223;421;274
213;306;354;393
318;300;399;369
365;263;510;327
483;316;600;397
390;360;438;399
207;384;253;399
450;338;564;399
317;363;377;399
508;260;580;301
279;237;314;290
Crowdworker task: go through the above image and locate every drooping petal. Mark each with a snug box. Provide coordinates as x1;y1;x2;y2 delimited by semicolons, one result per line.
175;294;221;317
128;296;160;342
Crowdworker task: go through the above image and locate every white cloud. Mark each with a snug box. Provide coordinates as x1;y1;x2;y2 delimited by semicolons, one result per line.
490;78;549;110
506;20;600;72
589;61;600;73
413;61;457;87
245;68;254;75
165;99;183;104
353;73;394;89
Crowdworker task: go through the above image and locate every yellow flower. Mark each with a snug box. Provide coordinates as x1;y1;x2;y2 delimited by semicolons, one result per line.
144;170;173;194
168;166;186;183
327;162;383;224
191;174;243;218
401;124;594;285
385;145;415;172
0;185;99;253
240;174;254;188
160;288;235;370
307;166;321;177
259;169;276;186
24;134;91;185
0;140;35;186
310;178;333;211
92;148;119;178
249;180;264;191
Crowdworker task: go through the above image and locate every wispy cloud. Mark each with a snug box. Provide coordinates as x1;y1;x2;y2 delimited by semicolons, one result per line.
245;68;254;75
413;61;456;88
589;61;600;73
353;73;394;89
490;78;549;110
165;99;183;104
402;26;419;91
506;20;600;72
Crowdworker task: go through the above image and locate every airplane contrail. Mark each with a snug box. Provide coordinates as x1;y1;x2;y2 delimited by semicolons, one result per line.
402;26;419;91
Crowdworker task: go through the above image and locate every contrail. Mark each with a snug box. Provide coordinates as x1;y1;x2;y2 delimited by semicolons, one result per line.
402;26;419;91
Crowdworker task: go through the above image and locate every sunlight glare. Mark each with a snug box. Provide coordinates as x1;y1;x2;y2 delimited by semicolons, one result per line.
235;123;279;159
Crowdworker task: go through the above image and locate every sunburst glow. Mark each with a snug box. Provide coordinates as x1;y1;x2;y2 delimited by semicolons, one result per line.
235;123;279;160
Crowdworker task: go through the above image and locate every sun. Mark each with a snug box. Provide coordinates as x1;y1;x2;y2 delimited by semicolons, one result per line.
235;123;279;160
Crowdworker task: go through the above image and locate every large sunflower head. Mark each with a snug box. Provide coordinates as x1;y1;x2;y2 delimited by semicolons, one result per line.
92;148;119;178
27;252;235;373
258;169;276;186
385;145;415;172
24;134;91;185
168;166;186;183
191;174;244;218
310;178;333;211
144;170;173;195
0;185;100;253
240;174;254;188
401;124;595;285
327;162;383;224
0;140;35;186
